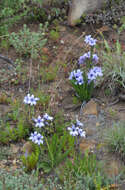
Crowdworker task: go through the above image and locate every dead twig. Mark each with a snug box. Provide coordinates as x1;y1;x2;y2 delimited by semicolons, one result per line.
0;54;15;67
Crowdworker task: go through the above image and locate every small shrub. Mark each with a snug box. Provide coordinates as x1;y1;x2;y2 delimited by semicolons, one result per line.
9;24;47;59
40;65;58;83
0;97;33;144
0;118;30;144
0;168;44;190
102;36;125;93
105;122;125;158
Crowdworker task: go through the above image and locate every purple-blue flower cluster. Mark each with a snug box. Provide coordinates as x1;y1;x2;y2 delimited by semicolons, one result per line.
84;35;97;46
23;94;39;106
78;52;99;65
67;119;86;137
69;69;84;85
33;113;53;128
69;66;102;85
23;93;54;146
87;66;103;81
29;113;53;145
29;131;44;145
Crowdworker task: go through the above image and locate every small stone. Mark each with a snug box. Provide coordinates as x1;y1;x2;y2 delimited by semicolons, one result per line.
83;99;98;116
60;40;64;44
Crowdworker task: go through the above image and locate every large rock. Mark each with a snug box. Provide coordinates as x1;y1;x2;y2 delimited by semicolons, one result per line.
68;0;107;26
41;0;108;26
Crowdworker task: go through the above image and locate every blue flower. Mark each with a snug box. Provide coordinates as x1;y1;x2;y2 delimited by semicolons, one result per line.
84;35;97;46
34;116;44;128
78;52;90;65
33;113;53;128
69;71;74;80
78;55;86;65
30;94;39;106
92;66;103;77
23;94;39;106
43;113;53;121
84;35;92;44
77;128;86;137
76;119;84;127
29;131;38;141
86;52;91;58
69;69;83;80
88;38;97;46
29;131;44;145
74;69;83;78
68;120;86;138
69;69;84;85
87;70;96;81
23;94;31;104
87;66;103;81
92;54;99;63
78;52;99;65
76;76;84;85
67;124;78;136
34;133;44;145
78;52;90;64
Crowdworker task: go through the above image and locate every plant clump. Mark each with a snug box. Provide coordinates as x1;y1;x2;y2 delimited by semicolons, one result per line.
101;34;125;97
9;24;47;59
69;35;103;102
105;122;125;159
0;168;44;190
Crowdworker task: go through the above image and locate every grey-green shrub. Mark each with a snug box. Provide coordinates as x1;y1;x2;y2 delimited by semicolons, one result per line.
9;24;47;59
105;122;125;157
102;36;125;92
0;169;44;190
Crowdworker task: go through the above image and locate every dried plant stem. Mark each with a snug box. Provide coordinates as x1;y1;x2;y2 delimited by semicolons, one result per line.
28;58;32;92
0;54;15;66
